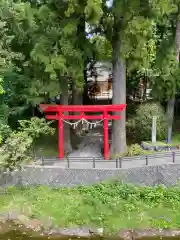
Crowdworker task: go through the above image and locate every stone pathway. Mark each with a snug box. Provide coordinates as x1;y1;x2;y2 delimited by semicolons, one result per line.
50;153;180;169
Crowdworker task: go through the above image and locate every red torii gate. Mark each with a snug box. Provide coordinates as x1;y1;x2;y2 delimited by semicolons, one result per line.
40;104;126;160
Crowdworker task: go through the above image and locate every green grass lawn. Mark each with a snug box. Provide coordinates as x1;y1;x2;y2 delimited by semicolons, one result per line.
1;182;180;233
172;133;180;145
143;133;180;147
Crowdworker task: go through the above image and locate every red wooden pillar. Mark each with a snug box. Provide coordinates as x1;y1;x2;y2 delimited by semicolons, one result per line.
103;110;109;160
58;110;64;159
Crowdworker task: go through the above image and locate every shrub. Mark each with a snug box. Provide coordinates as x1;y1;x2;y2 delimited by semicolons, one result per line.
127;103;167;142
0;131;33;171
125;144;145;156
18;117;55;139
112;144;151;158
126;102;138;119
0;123;12;142
0;117;55;171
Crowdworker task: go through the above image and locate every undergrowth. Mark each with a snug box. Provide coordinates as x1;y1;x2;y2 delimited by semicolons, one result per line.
1;181;180;233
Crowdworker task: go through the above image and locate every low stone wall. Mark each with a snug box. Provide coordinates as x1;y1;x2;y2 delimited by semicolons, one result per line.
1;163;180;187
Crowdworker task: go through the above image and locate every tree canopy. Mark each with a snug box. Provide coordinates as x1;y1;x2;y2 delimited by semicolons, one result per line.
1;0;180;167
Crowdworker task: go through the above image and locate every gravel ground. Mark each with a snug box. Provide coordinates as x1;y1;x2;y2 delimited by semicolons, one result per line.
68;128;104;159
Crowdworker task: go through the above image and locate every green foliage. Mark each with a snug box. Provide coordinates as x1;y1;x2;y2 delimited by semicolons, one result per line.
147;0;180;100
125;144;146;156
0;77;4;95
27;1;87;102
127;103;167;142
151;47;180;99
2;71;28;104
112;144;152;158
18;117;55;139
85;0;103;24
2;183;180;233
125;17;157;71
0;123;12;143
0;117;55;170
90;35;112;60
0;131;33;171
0;78;6;144
149;0;177;19
0;71;31;142
0;0;87;105
126;102;138;118
0;0;179;158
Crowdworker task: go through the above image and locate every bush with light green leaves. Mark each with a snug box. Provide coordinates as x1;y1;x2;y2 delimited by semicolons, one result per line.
127;103;167;142
0;117;55;171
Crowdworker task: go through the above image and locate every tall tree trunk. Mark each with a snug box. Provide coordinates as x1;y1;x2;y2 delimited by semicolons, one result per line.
166;19;180;143
77;15;87;104
110;18;127;156
176;19;180;62
61;82;72;153
72;80;82;105
167;98;175;143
